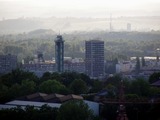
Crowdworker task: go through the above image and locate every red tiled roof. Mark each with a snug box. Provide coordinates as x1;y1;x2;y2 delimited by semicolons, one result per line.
26;92;48;100
59;94;83;102
43;93;64;101
16;93;83;103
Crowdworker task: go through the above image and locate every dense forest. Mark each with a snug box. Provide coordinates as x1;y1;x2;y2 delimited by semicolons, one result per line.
0;30;160;62
0;69;160;103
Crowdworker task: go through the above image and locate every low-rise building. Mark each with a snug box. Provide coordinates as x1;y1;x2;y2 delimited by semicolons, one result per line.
116;61;134;73
0;92;100;116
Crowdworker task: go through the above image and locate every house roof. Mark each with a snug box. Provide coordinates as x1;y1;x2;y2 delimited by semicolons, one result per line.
151;80;160;87
59;94;83;102
3;99;99;116
26;92;48;100
15;93;83;103
16;92;48;101
43;93;64;101
96;90;108;96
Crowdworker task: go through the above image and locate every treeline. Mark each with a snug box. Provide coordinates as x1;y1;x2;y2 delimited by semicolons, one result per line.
1;97;160;120
0;101;99;120
1;70;160;120
102;103;160;120
0;69;160;103
0;31;160;62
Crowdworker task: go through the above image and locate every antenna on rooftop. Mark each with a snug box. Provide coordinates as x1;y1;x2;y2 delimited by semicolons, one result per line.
109;13;113;32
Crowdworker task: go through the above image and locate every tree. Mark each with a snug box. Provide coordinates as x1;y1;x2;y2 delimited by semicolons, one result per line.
57;100;93;120
0;84;9;103
149;72;160;83
149;87;160;96
60;72;80;87
39;79;67;94
105;84;116;98
79;73;92;86
38;104;58;120
130;79;150;97
0;105;58;120
70;79;88;94
90;80;103;93
7;83;21;99
20;80;36;95
51;72;61;82
125;94;139;101
0;69;38;86
40;72;52;82
105;74;122;88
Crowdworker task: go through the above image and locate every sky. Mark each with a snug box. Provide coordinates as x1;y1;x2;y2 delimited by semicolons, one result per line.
0;0;160;19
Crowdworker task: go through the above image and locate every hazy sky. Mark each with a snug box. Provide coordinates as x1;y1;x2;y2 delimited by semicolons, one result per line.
0;0;160;19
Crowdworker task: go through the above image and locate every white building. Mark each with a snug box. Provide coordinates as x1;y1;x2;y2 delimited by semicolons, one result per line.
116;61;134;73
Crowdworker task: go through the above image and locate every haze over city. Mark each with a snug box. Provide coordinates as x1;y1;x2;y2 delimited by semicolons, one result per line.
0;0;160;19
1;0;160;120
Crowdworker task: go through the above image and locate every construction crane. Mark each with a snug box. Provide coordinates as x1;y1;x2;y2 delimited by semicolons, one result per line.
116;80;128;120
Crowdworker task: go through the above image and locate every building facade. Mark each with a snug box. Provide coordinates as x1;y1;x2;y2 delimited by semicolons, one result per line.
0;54;17;74
55;35;64;73
85;40;105;79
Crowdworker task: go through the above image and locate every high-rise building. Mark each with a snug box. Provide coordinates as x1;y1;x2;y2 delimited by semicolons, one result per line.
0;54;17;74
85;40;105;78
55;35;64;72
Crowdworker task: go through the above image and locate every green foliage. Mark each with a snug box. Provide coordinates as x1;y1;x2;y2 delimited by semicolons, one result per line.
0;69;157;103
57;100;93;120
1;31;160;61
130;79;150;97
7;83;21;99
100;104;118;120
51;72;62;82
90;80;103;93
79;73;92;86
39;79;67;94
105;74;122;88
70;79;88;94
0;105;58;120
0;69;38;86
149;72;160;83
0;84;9;103
125;94;139;100
60;72;80;86
39;104;58;120
149;87;160;96
40;72;52;81
21;80;36;94
105;84;116;98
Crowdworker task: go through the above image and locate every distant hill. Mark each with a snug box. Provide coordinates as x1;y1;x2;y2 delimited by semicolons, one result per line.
28;29;55;35
0;16;160;34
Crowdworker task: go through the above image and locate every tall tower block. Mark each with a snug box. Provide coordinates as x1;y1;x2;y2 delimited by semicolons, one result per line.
55;35;64;72
85;40;105;79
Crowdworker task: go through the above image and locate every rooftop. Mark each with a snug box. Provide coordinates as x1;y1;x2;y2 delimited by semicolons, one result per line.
16;92;83;103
